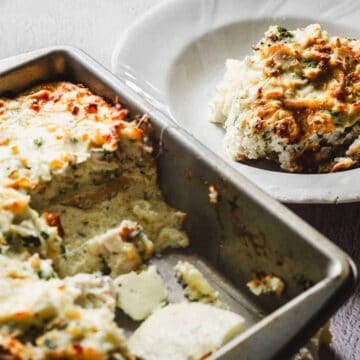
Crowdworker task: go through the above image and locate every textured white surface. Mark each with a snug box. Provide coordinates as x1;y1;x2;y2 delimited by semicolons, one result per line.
0;0;162;70
128;302;245;360
115;265;168;321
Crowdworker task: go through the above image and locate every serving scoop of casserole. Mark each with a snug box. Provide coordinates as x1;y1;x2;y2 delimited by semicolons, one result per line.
210;24;360;173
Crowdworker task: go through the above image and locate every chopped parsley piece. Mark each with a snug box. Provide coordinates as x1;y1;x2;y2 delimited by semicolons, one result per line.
22;235;41;247
60;244;67;259
329;110;341;117
101;148;114;161
44;338;57;349
276;26;294;40
37;269;55;280
4;233;13;243
329;110;344;125
33;138;43;147
70;137;79;144
77;231;86;238
303;59;318;68
40;231;49;240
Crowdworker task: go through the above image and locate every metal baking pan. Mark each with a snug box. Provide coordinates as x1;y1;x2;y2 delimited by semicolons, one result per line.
0;47;357;359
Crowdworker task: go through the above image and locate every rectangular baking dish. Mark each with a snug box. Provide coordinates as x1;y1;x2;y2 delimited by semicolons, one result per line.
0;47;356;360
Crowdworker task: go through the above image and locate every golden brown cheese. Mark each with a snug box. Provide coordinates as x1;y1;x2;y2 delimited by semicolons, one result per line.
211;24;360;172
0;82;140;191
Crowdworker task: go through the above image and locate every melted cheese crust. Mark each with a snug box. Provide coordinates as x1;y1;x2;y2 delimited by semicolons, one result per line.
0;82;137;190
211;24;360;172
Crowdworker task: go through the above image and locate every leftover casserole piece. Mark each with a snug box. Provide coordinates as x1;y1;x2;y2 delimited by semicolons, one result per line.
114;265;168;321
246;272;285;296
174;261;225;308
210;24;360;172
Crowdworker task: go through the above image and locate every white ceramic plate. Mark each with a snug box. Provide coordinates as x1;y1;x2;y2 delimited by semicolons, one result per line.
112;0;360;203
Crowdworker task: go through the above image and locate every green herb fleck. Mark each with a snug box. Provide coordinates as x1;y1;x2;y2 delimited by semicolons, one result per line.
40;231;49;240
5;233;13;243
37;269;55;280
22;235;41;247
34;138;43;148
303;59;318;68
44;338;56;349
277;26;294;39
101;148;113;161
329;110;344;125
70;137;79;144
60;244;67;259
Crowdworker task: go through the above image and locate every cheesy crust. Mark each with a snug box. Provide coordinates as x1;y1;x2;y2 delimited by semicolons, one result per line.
0;82;133;190
210;24;360;172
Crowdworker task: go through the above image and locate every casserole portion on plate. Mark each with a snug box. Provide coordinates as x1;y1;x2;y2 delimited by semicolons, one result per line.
211;24;360;173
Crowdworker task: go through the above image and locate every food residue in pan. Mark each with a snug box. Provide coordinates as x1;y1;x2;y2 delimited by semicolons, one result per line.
208;185;219;204
247;272;286;296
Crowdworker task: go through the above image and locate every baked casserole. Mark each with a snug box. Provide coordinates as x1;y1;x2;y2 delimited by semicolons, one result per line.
0;82;192;359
